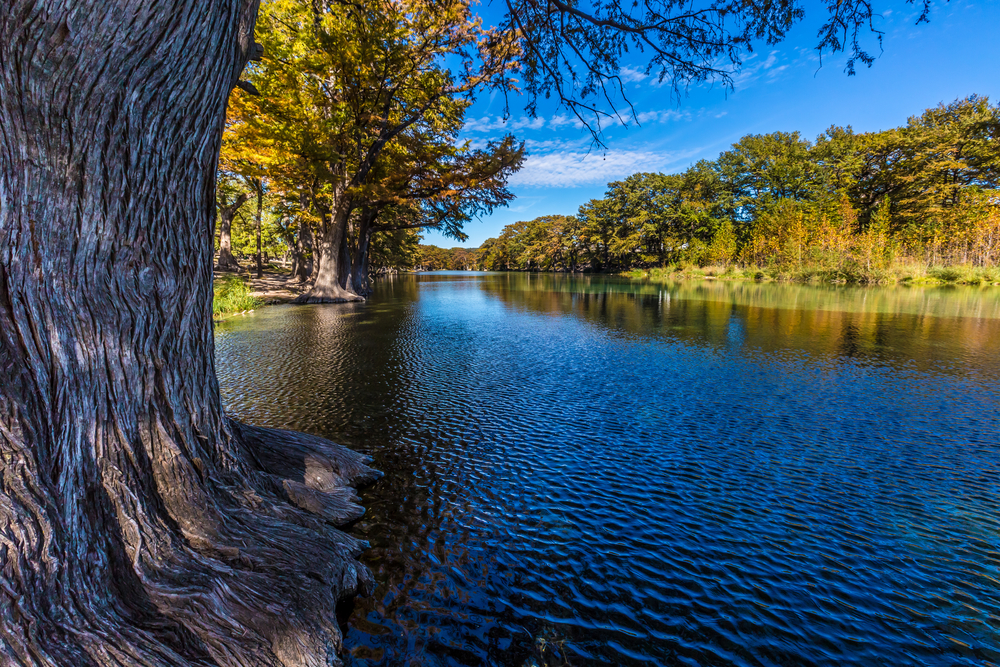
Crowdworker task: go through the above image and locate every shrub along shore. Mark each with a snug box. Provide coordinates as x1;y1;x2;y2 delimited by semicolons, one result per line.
213;274;263;319
626;262;1000;286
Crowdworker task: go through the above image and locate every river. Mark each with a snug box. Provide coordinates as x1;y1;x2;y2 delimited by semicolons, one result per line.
215;272;1000;666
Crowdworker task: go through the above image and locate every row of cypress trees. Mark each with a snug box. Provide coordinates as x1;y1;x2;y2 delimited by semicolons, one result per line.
465;96;999;282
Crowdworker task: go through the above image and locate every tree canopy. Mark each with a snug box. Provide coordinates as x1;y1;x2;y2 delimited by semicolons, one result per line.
218;0;524;299
470;96;1000;280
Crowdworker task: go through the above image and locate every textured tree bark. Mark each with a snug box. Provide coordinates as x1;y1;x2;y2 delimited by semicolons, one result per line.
290;216;313;282
309;246;321;283
337;217;354;291
291;193;316;283
216;192;250;271
294;203;363;303
344;208;377;298
253;178;263;279
0;3;378;666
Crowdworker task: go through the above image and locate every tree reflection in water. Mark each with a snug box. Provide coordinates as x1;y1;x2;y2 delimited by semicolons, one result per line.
216;272;1000;667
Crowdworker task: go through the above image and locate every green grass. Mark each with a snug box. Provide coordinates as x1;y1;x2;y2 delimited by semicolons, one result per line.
626;261;1000;287
213;275;262;318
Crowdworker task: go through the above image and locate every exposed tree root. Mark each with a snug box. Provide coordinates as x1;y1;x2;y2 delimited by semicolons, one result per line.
291;287;365;304
0;420;381;667
214;249;243;272
235;422;379;525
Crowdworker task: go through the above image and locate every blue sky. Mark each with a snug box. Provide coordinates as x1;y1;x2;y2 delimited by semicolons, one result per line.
420;0;1000;248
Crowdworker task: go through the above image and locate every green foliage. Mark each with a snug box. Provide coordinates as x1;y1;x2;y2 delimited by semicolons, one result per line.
213;276;262;318
229;206;288;260
466;96;1000;284
218;0;523;287
417;244;478;270
371;230;422;272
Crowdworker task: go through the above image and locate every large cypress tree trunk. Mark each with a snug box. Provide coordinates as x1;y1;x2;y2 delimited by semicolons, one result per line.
216;192;249;271
253;178;264;279
345;208;377;298
0;3;378;666
337;214;354;291
309;246;321;282
290;216;313;282
294;203;363;303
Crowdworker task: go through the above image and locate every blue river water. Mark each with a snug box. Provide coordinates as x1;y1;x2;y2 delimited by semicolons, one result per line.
215;272;1000;666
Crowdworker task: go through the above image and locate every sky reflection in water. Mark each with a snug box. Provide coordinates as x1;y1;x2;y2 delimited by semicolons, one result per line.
215;273;1000;666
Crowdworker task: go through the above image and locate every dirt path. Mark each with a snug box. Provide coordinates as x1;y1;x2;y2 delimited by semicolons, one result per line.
214;267;308;304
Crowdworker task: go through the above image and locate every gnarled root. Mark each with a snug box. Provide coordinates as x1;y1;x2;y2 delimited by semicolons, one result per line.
291;285;365;304
0;420;381;667
215;249;243;272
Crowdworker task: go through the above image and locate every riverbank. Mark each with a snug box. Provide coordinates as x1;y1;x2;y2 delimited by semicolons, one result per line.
625;262;1000;286
213;263;1000;321
213;268;309;320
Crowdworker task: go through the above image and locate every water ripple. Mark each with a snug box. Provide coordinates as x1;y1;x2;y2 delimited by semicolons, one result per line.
216;273;1000;666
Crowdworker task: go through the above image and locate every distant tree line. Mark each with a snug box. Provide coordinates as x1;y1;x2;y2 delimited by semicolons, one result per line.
413;245;479;271
423;96;998;282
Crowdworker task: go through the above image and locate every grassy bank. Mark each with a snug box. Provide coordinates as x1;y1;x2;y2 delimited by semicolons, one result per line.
213;275;262;319
626;262;1000;286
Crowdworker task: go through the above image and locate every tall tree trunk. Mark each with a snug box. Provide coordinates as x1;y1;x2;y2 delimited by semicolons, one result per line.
309;245;320;283
254;178;263;279
297;190;317;283
354;229;374;295
337;214;354;291
0;3;377;666
346;208;378;298
216;192;249;271
294;203;363;303
290;216;313;283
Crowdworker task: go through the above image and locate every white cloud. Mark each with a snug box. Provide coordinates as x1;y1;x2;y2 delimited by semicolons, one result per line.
463;115;510;133
548;114;584;129
635;110;660;124
618;66;648;84
510;116;546;130
462;114;545;133
462;137;490;150
632;108;690;125
767;65;789;80
510;150;679;188
728;49;793;87
523;137;591;152
462;112;587;134
464;106;709;135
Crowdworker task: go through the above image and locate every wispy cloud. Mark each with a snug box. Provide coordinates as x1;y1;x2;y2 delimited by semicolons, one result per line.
465;108;700;134
463;114;558;133
504;195;548;214
728;49;800;88
523;136;591;152
548;114;584;129
510;149;698;188
632;108;690;125
617;65;649;84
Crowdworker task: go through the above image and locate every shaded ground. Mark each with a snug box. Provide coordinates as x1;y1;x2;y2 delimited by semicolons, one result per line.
214;266;308;304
